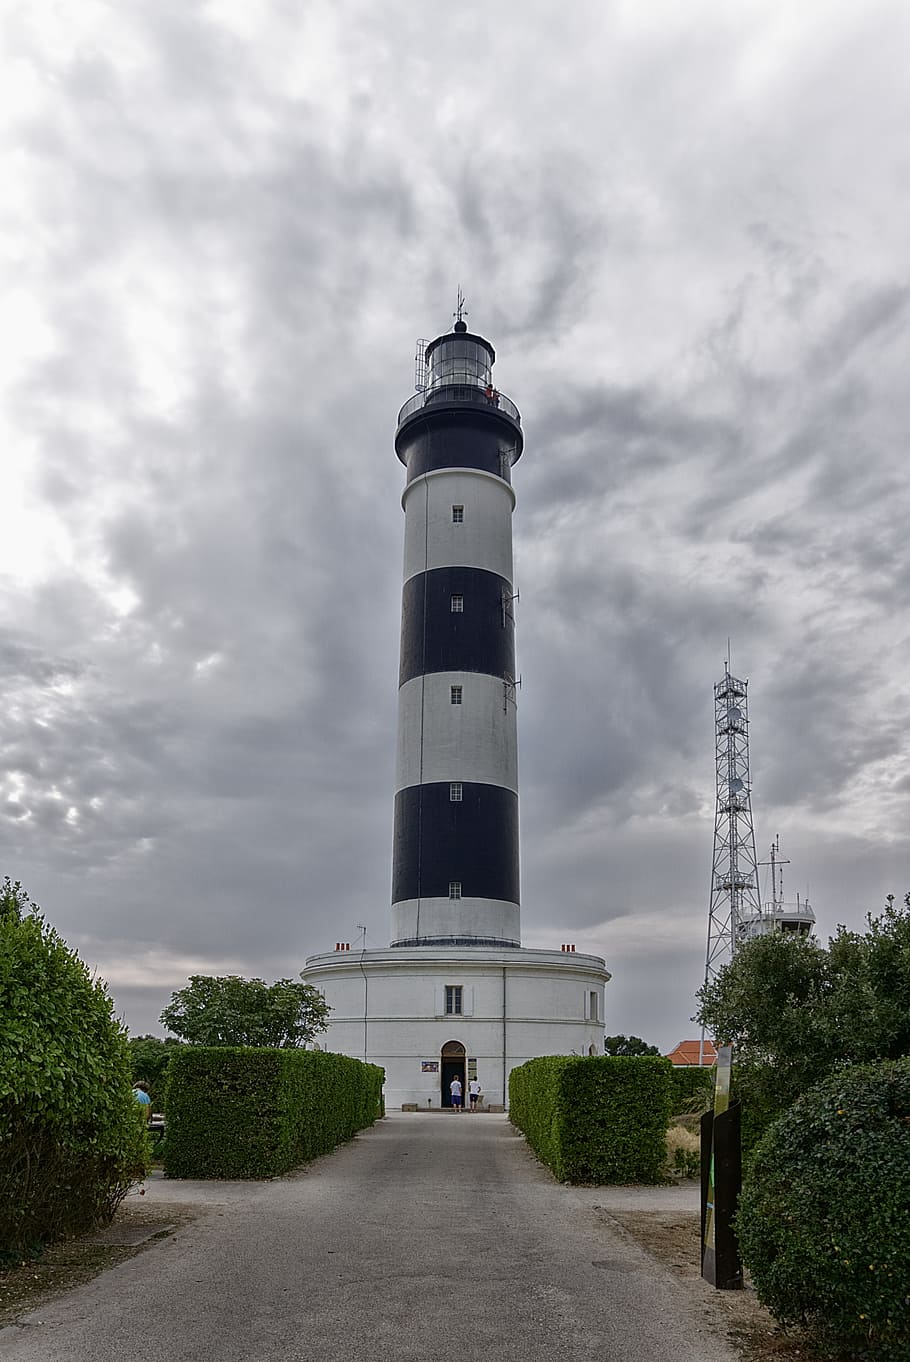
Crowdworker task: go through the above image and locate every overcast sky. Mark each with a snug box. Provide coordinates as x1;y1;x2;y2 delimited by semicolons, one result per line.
2;0;908;1052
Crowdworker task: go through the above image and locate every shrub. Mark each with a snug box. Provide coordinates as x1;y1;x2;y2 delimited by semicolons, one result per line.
0;880;149;1263
127;1035;184;1112
163;1047;384;1178
665;1124;700;1178
510;1055;672;1184
731;1060;792;1158
668;1065;714;1113
737;1058;910;1361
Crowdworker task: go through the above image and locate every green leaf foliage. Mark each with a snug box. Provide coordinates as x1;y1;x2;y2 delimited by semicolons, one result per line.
604;1034;661;1056
0;879;150;1262
668;1065;714;1113
160;975;330;1048
509;1055;672;1184
127;1035;185;1111
736;1058;910;1361
163;1047;384;1178
695;894;910;1141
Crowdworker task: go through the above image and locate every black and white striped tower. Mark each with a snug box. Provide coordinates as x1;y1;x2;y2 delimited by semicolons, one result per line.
391;313;523;949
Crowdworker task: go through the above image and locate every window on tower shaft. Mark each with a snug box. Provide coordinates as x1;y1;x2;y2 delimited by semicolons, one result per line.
450;685;462;705
445;985;463;1015
451;594;463;613
449;881;462;900
450;782;462;802
452;505;464;523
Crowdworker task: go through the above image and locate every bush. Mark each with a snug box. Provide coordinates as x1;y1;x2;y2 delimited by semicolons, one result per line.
510;1055;672;1184
731;1061;793;1159
668;1065;714;1113
127;1035;184;1112
163;1047;384;1178
737;1058;910;1361
0;881;149;1263
665;1124;700;1178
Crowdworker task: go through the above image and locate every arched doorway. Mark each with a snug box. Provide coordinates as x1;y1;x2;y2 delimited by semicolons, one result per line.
440;1040;466;1108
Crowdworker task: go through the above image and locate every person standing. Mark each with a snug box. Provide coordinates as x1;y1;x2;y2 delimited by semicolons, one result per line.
449;1075;463;1112
132;1082;152;1121
468;1077;482;1111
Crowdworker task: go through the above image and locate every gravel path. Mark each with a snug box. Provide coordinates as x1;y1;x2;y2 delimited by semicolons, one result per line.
0;1113;735;1362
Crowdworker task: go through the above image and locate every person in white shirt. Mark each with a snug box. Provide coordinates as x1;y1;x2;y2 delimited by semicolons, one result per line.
468;1078;482;1111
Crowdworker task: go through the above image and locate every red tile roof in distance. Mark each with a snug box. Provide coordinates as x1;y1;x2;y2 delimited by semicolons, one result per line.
665;1039;718;1066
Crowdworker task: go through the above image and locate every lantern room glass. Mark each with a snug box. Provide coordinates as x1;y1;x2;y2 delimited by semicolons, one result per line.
426;336;493;393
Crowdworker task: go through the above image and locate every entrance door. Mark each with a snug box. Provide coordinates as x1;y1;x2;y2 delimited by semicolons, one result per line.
440;1040;466;1107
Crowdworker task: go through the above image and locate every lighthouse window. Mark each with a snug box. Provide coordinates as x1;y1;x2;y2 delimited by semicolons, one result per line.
452;505;464;523
449;881;462;900
450;782;463;802
450;685;463;705
450;594;463;613
445;985;463;1015
589;990;599;1022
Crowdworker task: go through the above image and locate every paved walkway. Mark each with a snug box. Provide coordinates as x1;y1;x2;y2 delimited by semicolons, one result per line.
0;1114;734;1362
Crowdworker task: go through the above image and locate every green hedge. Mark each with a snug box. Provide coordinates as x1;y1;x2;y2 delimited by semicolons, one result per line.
1;886;149;1263
509;1055;672;1184
163;1048;384;1178
737;1058;910;1361
127;1036;185;1113
668;1065;714;1111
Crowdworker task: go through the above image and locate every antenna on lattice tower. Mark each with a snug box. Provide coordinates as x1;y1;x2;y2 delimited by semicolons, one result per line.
744;832;816;942
704;659;761;981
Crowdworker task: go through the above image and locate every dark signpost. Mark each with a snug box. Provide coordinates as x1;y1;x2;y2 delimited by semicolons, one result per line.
701;1043;743;1289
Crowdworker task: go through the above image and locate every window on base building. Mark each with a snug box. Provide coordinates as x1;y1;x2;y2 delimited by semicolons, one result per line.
450;782;463;802
450;685;462;705
445;985;463;1015
452;505;464;523
449;881;462;900
589;990;599;1022
450;594;464;613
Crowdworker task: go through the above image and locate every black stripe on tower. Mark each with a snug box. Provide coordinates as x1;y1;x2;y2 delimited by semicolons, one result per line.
399;567;514;687
397;411;517;483
392;783;519;904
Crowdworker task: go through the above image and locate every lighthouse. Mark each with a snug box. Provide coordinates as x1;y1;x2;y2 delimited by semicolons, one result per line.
392;315;522;949
303;308;609;1109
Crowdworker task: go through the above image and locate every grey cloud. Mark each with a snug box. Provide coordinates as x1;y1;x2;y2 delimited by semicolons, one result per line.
1;0;908;1053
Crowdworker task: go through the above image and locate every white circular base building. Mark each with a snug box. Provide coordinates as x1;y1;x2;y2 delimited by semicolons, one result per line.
303;945;609;1109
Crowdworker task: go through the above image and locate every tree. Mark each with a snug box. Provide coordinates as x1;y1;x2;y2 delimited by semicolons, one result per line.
603;1034;661;1057
695;893;910;1126
160;975;331;1048
1;877;147;1260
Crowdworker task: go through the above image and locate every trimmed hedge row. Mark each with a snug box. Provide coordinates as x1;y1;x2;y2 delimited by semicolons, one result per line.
737;1058;910;1361
128;1036;184;1113
509;1055;672;1184
163;1048;384;1178
668;1065;714;1111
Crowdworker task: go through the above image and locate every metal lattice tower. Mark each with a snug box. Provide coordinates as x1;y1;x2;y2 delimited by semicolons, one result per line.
704;662;761;981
